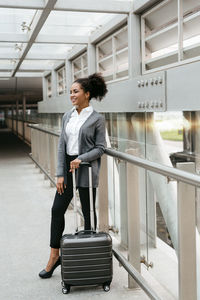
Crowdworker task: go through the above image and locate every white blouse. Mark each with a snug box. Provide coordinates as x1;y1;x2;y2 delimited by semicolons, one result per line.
65;106;93;155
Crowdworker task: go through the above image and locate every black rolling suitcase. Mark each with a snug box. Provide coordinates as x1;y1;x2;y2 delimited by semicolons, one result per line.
60;163;113;294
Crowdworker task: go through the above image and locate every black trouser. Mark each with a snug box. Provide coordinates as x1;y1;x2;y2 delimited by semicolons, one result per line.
50;155;96;249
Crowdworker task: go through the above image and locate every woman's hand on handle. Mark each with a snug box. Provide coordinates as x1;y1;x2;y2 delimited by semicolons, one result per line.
56;177;66;195
70;158;82;172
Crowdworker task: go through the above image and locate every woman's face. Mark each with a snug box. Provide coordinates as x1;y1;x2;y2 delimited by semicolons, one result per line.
70;83;89;107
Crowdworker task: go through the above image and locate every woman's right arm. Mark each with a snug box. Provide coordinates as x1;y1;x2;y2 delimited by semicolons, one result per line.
56;113;67;194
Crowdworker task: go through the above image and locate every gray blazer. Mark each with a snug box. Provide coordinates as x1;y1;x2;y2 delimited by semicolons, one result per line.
56;109;105;188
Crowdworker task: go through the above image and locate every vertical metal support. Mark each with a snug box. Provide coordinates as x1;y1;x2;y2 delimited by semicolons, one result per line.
44;133;50;178
11;105;14;132
51;70;57;98
119;160;128;248
88;165;95;231
178;0;183;61
35;129;39;164
22;95;26;142
87;43;96;75
31;128;35;159
128;12;141;78
98;154;109;232
49;135;56;187
66;59;72;97
117;113;128;248
141;16;146;74
39;131;43;172
126;149;141;288
177;163;197;300
195;111;200;233
147;172;157;248
72;170;78;232
42;76;47;101
16;99;19;136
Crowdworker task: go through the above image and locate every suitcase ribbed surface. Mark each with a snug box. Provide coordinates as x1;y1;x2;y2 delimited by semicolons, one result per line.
60;232;112;286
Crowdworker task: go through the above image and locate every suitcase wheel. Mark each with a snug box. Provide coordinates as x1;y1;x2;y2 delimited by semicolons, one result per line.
103;284;110;292
62;285;70;294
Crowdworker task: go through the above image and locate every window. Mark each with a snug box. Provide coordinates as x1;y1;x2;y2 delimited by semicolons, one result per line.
72;52;88;81
46;74;52;98
57;66;66;95
141;0;200;73
96;26;128;83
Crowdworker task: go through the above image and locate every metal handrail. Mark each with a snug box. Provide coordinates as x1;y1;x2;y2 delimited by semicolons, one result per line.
105;148;200;187
27;123;60;137
28;123;200;187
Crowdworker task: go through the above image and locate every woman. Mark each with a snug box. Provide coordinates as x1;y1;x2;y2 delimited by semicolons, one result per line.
39;73;108;279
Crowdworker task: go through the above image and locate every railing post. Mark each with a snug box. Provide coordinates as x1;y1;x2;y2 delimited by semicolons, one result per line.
126;149;141;288
16;99;19;136
31;128;35;159
98;154;109;232
11;105;14;132
22;95;26;142
49;135;56;187
44;132;50;179
177;162;197;300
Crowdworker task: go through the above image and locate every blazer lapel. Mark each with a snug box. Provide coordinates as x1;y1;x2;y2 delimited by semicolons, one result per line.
63;110;73;139
78;110;97;154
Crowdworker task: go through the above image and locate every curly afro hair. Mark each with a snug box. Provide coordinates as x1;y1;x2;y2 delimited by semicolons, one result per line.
74;73;108;101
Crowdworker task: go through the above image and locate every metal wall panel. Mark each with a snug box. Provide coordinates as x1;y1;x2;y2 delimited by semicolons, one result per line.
167;60;200;111
39;60;200;113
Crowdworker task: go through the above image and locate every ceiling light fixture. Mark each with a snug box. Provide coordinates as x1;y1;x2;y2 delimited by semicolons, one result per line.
21;21;31;32
15;44;22;51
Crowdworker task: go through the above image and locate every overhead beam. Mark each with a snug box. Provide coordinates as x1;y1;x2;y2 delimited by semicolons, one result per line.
11;0;58;77
2;64;53;71
0;53;66;60
0;0;44;9
55;0;132;13
0;72;11;77
90;15;127;44
15;72;44;77
0;72;43;77
0;33;89;44
0;0;132;13
133;0;161;14
36;34;89;44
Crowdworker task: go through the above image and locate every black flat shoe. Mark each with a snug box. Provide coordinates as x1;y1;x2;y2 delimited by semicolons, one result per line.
39;257;61;279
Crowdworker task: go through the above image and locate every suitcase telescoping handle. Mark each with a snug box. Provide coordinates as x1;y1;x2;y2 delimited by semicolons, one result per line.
72;162;95;232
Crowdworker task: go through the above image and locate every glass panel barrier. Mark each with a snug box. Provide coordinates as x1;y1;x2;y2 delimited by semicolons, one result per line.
105;112;148;264
145;170;179;299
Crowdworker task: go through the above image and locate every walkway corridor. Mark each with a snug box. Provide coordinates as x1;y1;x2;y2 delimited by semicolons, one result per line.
0;129;149;300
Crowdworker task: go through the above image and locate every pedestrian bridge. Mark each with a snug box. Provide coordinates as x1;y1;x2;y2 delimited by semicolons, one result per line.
0;128;152;300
